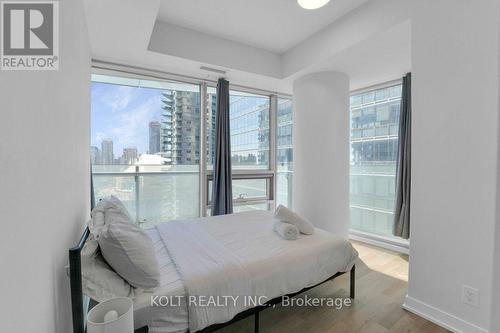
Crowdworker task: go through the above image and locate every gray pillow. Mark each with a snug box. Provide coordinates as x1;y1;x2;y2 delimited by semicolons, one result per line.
97;220;160;289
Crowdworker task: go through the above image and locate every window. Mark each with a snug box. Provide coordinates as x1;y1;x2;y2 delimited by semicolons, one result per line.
91;73;201;228
349;83;402;237
276;98;293;208
92;69;293;223
206;89;270;170
229;90;270;170
205;89;275;214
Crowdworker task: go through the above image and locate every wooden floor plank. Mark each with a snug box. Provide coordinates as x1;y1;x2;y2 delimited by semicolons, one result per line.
216;241;450;333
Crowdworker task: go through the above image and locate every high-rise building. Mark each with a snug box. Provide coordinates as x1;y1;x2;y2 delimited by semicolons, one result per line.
206;93;217;165
276;98;294;209
161;90;201;165
160;91;173;164
229;94;270;167
277;99;293;164
101;139;114;165
349;84;402;237
90;146;101;165
149;121;161;154
122;147;138;165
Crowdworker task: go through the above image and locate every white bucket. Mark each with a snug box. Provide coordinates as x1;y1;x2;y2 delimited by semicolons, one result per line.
87;297;134;333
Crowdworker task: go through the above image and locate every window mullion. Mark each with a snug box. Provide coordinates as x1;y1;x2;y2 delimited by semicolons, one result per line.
270;94;277;209
199;82;207;217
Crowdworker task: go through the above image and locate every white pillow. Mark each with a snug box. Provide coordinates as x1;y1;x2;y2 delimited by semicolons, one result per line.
97;219;160;289
90;196;132;232
108;195;133;221
81;235;136;302
89;196;160;289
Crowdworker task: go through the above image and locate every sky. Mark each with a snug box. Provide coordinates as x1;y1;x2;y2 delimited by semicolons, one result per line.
91;82;164;156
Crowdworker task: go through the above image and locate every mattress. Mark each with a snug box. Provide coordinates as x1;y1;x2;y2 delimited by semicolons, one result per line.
133;227;188;333
133;210;358;333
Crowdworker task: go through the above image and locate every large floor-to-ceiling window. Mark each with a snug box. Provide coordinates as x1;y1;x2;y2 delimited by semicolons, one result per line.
349;83;402;239
205;89;291;213
91;74;201;228
91;68;293;226
276;98;293;209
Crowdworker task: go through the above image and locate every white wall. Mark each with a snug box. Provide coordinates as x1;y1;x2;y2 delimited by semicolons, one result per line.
149;21;282;78
491;6;500;332
282;0;410;78
307;20;411;91
293;72;350;235
0;1;90;332
406;1;500;332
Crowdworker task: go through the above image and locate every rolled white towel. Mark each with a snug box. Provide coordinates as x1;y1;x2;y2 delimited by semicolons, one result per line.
273;220;299;240
274;205;315;235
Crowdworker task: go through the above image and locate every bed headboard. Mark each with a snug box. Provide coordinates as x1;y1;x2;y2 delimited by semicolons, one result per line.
69;227;90;333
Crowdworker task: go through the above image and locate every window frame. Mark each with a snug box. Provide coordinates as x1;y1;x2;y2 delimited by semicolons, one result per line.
91;62;292;219
203;84;279;215
348;78;409;251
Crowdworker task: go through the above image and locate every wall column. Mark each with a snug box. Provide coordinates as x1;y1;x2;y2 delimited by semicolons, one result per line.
292;71;350;235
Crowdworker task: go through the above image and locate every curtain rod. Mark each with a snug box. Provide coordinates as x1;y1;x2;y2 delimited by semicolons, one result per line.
91;59;293;98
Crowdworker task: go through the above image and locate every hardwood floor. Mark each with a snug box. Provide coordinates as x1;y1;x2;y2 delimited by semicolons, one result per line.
217;241;450;333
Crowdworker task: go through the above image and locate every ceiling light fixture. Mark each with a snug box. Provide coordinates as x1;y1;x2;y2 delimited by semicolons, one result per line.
297;0;330;10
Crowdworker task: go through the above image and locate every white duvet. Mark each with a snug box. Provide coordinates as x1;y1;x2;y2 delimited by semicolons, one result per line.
134;210;358;333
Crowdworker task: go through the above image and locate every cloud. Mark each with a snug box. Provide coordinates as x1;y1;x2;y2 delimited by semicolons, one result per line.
93;132;107;145
101;85;136;112
91;82;165;155
109;95;162;153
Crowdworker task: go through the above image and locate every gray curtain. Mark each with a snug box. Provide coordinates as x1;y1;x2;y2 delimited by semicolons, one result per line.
393;73;411;239
211;78;233;215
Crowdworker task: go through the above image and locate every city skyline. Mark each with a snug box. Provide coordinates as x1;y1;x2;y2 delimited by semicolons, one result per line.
90;74;294;221
91;80;276;167
91;81;163;157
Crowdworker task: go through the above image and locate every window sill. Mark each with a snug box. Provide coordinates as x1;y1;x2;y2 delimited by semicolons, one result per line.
349;229;409;255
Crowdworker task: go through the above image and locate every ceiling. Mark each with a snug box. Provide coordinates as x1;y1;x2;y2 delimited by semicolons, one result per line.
84;0;411;94
157;0;371;54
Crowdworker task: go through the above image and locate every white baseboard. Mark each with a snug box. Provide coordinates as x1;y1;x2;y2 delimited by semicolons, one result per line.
349;232;409;254
403;295;488;333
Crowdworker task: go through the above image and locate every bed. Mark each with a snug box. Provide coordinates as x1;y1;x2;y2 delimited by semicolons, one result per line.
70;210;358;333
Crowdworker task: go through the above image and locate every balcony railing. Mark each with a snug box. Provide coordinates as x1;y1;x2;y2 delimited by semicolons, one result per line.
92;165;200;228
92;164;286;228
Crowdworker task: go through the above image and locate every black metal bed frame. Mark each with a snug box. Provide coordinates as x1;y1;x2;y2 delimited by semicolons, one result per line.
69;227;355;333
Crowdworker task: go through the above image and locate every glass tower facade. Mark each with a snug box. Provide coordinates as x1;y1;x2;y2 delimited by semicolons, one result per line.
349;83;402;237
276;98;293;208
229;92;270;169
148;121;161;154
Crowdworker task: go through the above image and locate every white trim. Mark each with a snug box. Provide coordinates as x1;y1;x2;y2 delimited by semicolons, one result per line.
349;231;409;254
403;296;489;333
92;59;293;98
350;78;403;95
270;94;278;209
350;204;394;214
199;81;207;217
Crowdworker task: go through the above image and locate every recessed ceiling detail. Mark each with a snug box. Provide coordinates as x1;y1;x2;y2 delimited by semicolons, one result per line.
84;0;411;94
157;0;370;54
